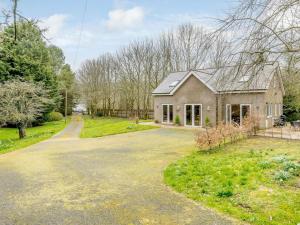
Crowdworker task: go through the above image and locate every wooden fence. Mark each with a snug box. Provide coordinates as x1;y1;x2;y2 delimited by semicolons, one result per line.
109;110;154;120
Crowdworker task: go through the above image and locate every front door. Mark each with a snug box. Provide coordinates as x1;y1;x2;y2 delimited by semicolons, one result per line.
185;104;202;127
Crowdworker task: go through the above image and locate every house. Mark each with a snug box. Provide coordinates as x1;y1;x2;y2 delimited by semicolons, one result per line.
152;63;285;129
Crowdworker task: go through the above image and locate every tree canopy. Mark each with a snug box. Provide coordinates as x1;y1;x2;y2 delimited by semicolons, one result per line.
0;79;53;138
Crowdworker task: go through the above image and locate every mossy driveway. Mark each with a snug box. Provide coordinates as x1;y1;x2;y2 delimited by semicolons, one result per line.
0;119;236;225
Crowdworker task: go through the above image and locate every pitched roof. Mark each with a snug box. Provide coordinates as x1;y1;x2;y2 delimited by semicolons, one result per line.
152;63;282;95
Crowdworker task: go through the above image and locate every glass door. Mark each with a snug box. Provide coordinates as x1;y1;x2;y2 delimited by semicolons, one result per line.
162;104;173;124
185;104;202;127
194;105;201;126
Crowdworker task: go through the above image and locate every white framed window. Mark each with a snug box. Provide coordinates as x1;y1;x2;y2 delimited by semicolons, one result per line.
162;104;173;124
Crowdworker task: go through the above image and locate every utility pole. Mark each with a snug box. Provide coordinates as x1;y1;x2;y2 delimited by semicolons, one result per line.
65;88;68;123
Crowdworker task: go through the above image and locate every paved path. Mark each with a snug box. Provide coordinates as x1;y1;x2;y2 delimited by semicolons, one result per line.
0;118;236;225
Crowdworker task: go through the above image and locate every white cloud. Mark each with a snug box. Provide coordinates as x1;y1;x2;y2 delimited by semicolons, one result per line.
38;14;69;39
106;7;144;31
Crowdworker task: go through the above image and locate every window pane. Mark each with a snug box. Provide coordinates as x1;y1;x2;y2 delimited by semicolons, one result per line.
231;104;240;125
194;105;201;126
241;105;250;118
169;105;173;123
186;105;192;126
163;105;168;122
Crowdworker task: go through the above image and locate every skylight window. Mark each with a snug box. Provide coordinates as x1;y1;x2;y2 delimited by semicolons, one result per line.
169;80;180;87
239;75;251;82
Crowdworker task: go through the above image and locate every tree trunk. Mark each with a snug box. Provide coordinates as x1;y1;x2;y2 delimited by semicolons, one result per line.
18;125;26;139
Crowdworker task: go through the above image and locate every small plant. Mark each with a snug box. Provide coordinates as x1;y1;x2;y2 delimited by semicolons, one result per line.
216;188;233;197
175;115;180;125
258;160;272;169
45;112;64;122
274;170;291;182
283;161;300;176
205;116;211;127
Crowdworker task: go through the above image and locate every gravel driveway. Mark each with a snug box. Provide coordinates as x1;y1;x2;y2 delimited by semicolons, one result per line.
0;119;236;225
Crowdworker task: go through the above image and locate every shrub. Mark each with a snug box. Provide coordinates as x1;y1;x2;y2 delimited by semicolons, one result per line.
196;127;222;151
175;115;180;125
205;116;211;127
242;114;260;136
195;122;246;151
258;160;272;169
45;112;63;122
283;161;300;176
274;170;291;182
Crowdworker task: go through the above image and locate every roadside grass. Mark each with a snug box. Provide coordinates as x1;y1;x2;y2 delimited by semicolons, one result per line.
80;116;158;138
0;120;69;154
164;137;300;225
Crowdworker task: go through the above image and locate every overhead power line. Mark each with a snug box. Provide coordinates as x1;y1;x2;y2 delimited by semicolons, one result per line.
73;0;88;69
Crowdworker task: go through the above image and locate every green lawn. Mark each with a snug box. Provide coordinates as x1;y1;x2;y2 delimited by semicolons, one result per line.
0;120;68;154
164;137;300;225
80;116;158;138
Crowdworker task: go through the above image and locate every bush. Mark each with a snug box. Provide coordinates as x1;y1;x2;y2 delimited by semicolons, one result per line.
195;122;244;151
45;112;63;122
283;161;300;176
274;170;291;182
258;160;272;169
175;115;180;125
205;116;211;127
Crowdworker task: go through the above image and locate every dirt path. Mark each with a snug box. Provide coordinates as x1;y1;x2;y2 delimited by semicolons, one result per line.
0;118;237;225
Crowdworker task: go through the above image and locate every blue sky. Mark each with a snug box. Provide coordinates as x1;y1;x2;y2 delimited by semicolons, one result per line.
0;0;235;70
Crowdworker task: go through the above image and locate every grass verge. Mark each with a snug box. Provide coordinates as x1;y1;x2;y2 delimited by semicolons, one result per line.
80;116;158;138
164;137;300;225
0;119;69;154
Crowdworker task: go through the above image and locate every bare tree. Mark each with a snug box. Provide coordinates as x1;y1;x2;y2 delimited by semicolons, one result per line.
77;23;234;118
216;0;300;65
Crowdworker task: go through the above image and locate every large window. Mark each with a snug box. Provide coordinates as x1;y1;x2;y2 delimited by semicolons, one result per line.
226;104;251;125
162;104;173;124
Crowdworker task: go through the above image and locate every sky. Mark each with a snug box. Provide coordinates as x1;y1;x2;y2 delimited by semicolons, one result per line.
0;0;235;71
